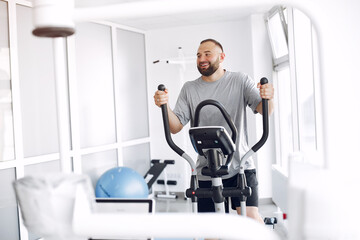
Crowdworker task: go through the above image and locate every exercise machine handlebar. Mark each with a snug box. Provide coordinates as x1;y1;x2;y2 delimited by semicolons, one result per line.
240;77;269;174
192;99;237;169
157;84;197;175
157;84;198;209
157;84;185;157
193;99;238;146
251;77;269;152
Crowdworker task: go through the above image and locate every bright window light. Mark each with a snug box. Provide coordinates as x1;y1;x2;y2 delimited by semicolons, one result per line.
293;9;317;153
276;67;293;170
267;9;288;59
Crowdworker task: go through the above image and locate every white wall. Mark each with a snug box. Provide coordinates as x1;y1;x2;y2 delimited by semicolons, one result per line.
146;19;274;198
249;14;275;199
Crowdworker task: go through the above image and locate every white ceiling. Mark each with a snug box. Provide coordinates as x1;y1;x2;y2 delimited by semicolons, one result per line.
74;0;273;30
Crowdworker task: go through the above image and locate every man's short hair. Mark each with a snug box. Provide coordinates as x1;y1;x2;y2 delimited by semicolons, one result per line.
200;39;224;52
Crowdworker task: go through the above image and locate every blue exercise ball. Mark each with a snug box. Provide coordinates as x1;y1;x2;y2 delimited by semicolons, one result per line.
95;167;149;198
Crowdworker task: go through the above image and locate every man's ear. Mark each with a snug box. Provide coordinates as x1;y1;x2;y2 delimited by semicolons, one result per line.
220;52;225;62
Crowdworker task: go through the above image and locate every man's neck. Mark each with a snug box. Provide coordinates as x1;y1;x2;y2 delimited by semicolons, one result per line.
201;68;225;82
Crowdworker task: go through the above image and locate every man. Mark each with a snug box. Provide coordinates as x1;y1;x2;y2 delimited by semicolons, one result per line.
154;39;274;223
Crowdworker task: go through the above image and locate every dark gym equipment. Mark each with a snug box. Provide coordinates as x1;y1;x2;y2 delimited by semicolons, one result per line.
144;159;177;199
157;77;269;214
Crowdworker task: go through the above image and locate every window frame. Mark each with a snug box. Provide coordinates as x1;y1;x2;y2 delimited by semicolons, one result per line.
267;6;324;173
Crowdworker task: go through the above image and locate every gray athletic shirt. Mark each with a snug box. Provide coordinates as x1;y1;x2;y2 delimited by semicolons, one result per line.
173;71;262;180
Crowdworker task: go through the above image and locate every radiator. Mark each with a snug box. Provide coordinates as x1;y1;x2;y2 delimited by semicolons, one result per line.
271;164;288;213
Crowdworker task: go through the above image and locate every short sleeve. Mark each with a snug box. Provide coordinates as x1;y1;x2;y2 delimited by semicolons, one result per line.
173;84;191;126
243;75;262;113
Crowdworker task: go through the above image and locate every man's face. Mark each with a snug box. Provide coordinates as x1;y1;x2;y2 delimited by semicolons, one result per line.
197;42;223;76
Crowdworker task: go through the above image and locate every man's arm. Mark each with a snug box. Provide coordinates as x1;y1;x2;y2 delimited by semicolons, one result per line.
256;99;274;115
154;89;183;134
166;105;184;134
256;82;275;115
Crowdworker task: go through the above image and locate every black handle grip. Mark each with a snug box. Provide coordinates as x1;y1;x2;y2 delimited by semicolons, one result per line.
252;77;269;152
260;77;268;85
158;84;165;91
158;84;184;156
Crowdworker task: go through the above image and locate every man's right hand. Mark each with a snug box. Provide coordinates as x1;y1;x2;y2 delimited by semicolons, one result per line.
154;88;169;107
153;88;183;134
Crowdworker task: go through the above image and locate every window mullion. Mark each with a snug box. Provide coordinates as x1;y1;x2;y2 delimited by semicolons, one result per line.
287;7;300;152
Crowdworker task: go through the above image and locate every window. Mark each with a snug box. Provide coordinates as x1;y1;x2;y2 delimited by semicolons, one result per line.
0;3;151;239
292;9;317;153
266;6;289;69
267;7;322;172
267;7;288;59
0;1;15;161
75;22;117;148
17;4;59;157
274;67;293;171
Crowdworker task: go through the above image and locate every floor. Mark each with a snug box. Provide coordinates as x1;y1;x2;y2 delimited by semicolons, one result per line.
154;195;288;240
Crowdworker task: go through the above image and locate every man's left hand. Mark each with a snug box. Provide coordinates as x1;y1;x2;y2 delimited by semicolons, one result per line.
257;82;274;100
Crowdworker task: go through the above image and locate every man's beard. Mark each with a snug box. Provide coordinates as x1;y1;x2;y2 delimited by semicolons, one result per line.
197;58;220;76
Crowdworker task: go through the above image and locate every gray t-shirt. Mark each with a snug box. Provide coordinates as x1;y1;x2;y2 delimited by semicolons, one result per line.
173;71;262;180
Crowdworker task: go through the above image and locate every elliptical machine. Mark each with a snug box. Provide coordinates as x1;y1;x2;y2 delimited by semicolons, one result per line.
157;77;269;215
